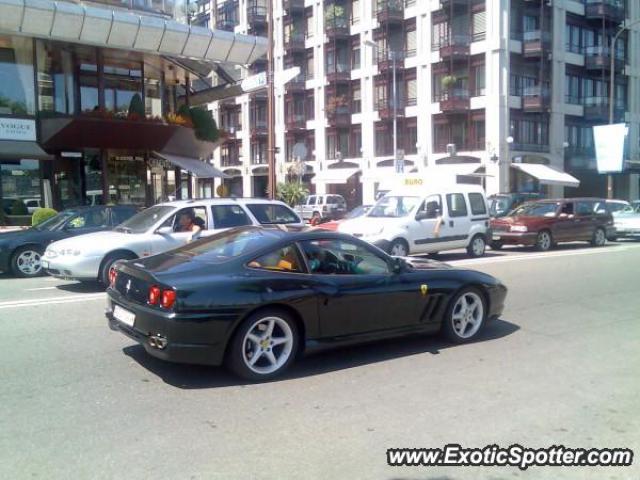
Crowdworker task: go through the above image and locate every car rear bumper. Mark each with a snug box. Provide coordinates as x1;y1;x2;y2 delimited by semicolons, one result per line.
43;255;102;280
491;231;537;245
106;290;228;366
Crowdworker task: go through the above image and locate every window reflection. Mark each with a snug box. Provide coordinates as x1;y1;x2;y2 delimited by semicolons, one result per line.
36;41;75;115
0;36;36;115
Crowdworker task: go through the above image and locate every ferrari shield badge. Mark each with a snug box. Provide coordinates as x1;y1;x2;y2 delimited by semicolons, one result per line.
420;284;428;296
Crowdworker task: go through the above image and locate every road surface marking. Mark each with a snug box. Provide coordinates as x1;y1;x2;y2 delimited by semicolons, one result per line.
450;243;640;267
25;287;58;291
0;293;105;310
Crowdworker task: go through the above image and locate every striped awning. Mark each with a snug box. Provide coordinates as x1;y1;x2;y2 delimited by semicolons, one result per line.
0;0;266;65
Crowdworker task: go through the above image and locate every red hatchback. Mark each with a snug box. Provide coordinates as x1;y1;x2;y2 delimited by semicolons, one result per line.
490;198;615;251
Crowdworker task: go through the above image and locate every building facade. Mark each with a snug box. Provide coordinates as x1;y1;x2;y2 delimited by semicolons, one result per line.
0;0;264;224
210;0;640;207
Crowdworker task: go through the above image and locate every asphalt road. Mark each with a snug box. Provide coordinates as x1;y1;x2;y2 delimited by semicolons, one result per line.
1;242;639;480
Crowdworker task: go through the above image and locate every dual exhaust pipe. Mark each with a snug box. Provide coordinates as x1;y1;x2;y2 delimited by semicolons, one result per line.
148;334;168;350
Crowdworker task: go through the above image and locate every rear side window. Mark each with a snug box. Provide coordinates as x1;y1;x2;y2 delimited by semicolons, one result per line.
211;205;251;228
111;207;138;225
248;245;304;273
247;204;300;224
446;193;468;217
468;193;487;216
576;201;595;216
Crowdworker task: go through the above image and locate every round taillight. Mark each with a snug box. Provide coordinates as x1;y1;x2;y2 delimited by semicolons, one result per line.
148;286;161;305
161;290;176;309
108;267;118;287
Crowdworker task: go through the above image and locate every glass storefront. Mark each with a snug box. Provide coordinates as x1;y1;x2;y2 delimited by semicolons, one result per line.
0;36;36;116
35;41;76;115
107;153;147;205
1;160;42;216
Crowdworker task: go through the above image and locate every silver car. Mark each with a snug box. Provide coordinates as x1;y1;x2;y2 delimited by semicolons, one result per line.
295;194;347;221
43;198;303;284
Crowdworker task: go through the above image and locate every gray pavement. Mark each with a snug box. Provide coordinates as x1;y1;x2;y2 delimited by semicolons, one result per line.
0;242;639;479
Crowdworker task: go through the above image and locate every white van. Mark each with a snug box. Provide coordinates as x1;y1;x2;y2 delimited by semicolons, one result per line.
338;181;490;258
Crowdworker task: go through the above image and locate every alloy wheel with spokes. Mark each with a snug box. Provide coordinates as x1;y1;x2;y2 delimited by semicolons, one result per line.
442;288;486;343
228;310;298;381
592;228;606;247
535;230;552;252
467;235;486;258
12;247;43;277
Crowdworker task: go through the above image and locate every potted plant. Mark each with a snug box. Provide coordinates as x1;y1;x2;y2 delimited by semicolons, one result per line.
441;75;458;91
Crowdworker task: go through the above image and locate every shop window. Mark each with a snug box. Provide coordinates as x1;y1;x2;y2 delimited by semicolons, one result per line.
1;160;41;217
107;154;147;205
0;35;36;115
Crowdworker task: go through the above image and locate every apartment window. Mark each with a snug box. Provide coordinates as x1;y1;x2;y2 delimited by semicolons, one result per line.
326;131;350;160
510;74;536;96
350;127;361;157
251;141;267;164
305;50;314;79
474;66;485;96
405;28;417;57
351;42;361;70
352;82;361;113
305;91;315;120
375;124;393;156
432;22;448;51
473;120;485;150
351;0;360;25
512;119;549;147
565;24;582;54
405;77;417;106
565;74;581;104
405;122;417;154
523;15;538;33
305;8;314;38
472;11;486;42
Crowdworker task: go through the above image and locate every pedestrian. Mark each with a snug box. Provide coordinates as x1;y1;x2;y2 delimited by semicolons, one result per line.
309;211;322;227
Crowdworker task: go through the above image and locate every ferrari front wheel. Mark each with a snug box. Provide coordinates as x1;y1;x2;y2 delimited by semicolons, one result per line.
227;309;298;381
442;288;486;343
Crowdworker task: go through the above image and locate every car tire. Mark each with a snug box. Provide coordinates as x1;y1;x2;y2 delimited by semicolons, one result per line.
99;252;136;285
591;227;606;247
387;238;409;257
490;240;503;250
466;234;486;258
226;308;299;381
11;245;44;278
442;287;487;344
535;230;552;252
607;236;618;242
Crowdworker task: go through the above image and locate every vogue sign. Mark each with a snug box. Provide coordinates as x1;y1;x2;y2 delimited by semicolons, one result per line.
0;118;37;141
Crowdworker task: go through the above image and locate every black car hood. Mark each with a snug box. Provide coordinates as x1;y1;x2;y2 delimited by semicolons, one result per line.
402;257;453;270
0;228;47;245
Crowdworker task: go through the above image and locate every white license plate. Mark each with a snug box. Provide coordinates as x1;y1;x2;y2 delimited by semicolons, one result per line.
41;260;49;269
113;305;135;327
492;235;501;241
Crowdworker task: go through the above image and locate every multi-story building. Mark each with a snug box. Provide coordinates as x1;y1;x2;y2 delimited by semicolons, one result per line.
211;0;639;206
0;0;264;220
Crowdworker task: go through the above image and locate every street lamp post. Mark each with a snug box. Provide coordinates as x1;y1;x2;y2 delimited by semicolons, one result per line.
266;0;276;199
607;18;640;199
365;41;401;173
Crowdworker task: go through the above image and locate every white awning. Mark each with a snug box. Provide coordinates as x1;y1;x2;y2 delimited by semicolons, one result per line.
0;0;266;65
311;168;360;185
431;163;483;179
153;152;228;178
511;163;580;188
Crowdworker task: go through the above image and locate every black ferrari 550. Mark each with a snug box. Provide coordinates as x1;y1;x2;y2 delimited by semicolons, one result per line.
106;227;507;380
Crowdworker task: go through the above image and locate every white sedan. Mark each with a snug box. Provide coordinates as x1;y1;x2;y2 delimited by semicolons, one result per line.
43;198;303;284
613;208;640;240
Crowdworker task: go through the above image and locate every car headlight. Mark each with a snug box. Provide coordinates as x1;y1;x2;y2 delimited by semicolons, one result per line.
510;225;528;233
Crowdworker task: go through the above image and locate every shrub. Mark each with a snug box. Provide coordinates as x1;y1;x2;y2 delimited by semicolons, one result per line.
189;107;219;143
277;182;309;207
32;208;58;226
128;93;145;119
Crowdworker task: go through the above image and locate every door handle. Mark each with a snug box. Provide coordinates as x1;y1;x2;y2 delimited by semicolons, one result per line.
449;220;454;227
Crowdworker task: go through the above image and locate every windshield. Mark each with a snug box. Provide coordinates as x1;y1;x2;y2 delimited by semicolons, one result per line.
116;205;175;233
346;206;368;219
368;196;421;218
489;196;513;217
171;227;283;264
34;210;79;231
511;202;559;217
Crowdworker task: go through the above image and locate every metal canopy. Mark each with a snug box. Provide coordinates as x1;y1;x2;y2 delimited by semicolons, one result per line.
0;140;53;160
0;0;267;65
153;152;228;179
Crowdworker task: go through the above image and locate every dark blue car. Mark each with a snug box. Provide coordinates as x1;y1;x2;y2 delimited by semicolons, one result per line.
0;205;139;278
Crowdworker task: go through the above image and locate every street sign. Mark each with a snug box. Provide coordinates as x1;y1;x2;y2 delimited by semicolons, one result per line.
241;72;267;93
594;123;628;173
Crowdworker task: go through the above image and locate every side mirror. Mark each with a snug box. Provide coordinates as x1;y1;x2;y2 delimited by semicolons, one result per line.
155;226;174;235
391;257;407;273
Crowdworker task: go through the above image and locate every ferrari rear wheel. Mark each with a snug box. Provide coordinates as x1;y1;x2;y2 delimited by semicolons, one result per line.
227;309;298;381
442;288;486;343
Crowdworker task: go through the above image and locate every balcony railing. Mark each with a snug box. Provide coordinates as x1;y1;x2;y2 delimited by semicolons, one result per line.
523;30;551;57
326;105;351;127
376;0;404;24
283;0;305;14
221;155;242;167
583;96;625;121
438;89;470;113
375;98;406;119
438;34;471;59
522;86;551;112
585;0;625;23
326;63;351;82
286;113;306;130
284;32;306;51
584;46;625;70
251;120;268;136
325;16;350;38
247;6;267;25
376;49;405;70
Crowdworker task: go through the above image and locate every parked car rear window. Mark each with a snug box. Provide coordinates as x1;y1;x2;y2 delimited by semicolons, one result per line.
212;205;251;228
111;207;138;225
468;193;487;216
446;193;468;217
247;204;300;224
